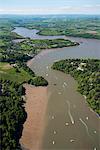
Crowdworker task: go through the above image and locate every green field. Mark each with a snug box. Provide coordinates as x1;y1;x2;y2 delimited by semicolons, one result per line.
0;62;32;83
27;16;100;39
0;62;48;86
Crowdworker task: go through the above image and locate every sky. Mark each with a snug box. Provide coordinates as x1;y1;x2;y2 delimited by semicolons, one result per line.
0;0;100;15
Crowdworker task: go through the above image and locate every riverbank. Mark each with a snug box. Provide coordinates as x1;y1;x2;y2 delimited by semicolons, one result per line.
20;84;48;150
52;59;100;115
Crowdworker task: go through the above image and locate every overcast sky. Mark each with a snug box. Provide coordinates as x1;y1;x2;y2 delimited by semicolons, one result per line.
0;0;100;14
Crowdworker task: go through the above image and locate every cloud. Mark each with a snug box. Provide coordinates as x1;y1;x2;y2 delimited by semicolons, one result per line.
0;5;100;14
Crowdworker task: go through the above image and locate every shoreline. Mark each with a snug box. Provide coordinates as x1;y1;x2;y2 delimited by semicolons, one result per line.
21;48;50;150
20;84;48;150
26;45;78;67
13;27;100;40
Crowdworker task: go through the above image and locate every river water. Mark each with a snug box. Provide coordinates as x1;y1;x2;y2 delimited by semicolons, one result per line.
13;27;100;150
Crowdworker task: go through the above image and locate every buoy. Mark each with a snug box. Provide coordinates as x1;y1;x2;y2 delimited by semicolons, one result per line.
46;74;48;77
70;139;75;142
94;131;97;134
54;130;57;134
52;116;55;119
64;82;67;86
86;117;89;120
72;121;75;124
52;141;55;145
58;92;61;95
65;122;69;126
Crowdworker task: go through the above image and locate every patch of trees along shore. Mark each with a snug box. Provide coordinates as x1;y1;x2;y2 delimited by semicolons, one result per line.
52;59;100;115
0;79;27;150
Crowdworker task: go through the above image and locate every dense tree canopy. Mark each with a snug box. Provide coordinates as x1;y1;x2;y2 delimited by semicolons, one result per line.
0;79;27;150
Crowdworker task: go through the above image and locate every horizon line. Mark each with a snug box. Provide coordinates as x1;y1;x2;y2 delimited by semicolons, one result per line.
0;13;100;15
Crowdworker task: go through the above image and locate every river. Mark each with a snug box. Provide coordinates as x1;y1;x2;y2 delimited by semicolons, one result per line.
13;27;100;150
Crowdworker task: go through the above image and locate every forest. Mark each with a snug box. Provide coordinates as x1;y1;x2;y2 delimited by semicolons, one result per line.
0;79;27;150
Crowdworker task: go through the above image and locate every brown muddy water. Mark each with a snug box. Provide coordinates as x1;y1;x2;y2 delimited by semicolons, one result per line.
14;27;100;150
